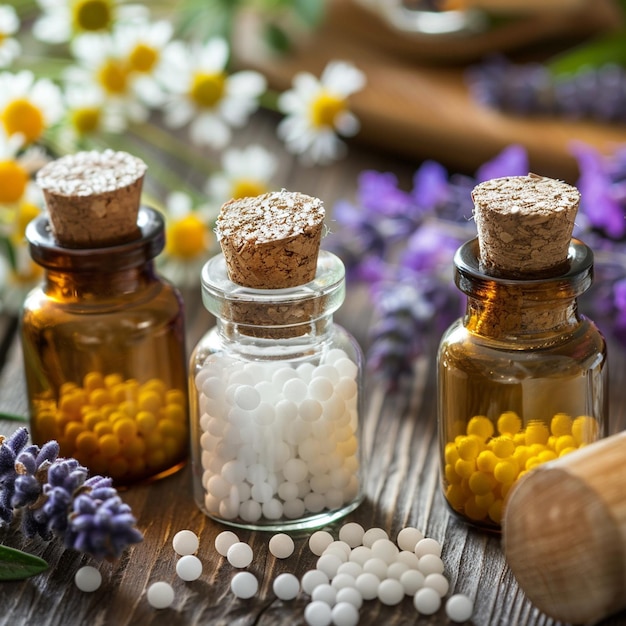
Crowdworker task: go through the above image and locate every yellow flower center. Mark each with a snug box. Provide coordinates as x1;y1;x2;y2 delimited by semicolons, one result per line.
166;214;208;259
97;58;129;95
0;160;29;204
190;72;226;109
12;201;40;241
72;0;113;33
70;107;101;135
309;91;346;129
129;43;158;73
231;179;269;200
1;98;45;144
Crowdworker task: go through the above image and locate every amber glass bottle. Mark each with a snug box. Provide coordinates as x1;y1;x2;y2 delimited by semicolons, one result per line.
437;238;608;531
21;207;189;485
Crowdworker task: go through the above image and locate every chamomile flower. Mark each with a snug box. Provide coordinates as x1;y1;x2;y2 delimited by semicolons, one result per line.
159;38;267;149
33;0;148;44
65;33;150;123
0;70;65;145
158;192;215;288
206;144;278;205
0;5;21;68
112;18;173;107
277;60;366;165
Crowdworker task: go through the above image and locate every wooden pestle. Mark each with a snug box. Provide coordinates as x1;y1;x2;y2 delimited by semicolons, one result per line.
503;430;626;625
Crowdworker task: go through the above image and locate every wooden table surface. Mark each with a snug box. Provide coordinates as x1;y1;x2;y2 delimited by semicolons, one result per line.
2;110;626;626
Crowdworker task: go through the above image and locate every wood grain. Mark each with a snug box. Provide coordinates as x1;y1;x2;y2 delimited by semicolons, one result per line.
2;110;626;625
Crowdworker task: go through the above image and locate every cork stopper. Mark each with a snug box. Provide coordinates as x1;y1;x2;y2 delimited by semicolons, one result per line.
36;149;147;248
472;174;580;278
215;190;325;289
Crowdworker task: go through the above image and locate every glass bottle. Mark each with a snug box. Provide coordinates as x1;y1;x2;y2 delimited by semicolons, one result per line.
21;206;189;486
189;250;365;531
437;237;608;531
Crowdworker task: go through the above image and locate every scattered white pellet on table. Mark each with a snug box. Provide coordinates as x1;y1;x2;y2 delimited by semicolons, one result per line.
335;586;363;610
336;561;362;579
414;537;442;558
377;578;404;606
418;553;445;576
348;545;372;566
227;541;254;568
362;557;387;580
309;530;334;556
301;569;330;595
400;569;425;596
354;572;380;601
304;600;333;626
370;538;399;565
172;529;199;556
338;522;365;548
273;572;300;601
215;530;239;556
311;582;337;607
231;571;259;599
269;533;295;559
330;572;356;591
362;527;388;548
147;581;175;609
74;566;102;592
316;553;343;578
414;586;442;615
176;554;203;581
386;561;409;580
396;527;424;552
424;572;449;597
331;601;360;626
446;594;474;622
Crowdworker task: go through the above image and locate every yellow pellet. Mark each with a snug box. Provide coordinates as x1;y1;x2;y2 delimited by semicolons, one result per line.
113;417;138;441
466;415;494;441
118;400;137;417
464;497;488;521
488;500;504;524
525;421;549;446
572;415;599;446
497;411;522;436
457;436;480;461
83;371;104;392
468;471;496;496
559;446;577;458
64;421;85;445
476;450;498;473
94;421;113;437
103;373;123;388
550;413;572;437
525;456;543;471
490;436;515;459
136;410;157;435
99;433;121;458
157;419;184;439
494;460;518;485
445;463;462;485
446;484;467;510
161;403;185;422
59;381;78;396
165;389;186;406
475;492;495;510
444;442;460;465
122;436;146;458
454;458;475;479
141;378;167;396
146;448;166;469
75;430;99;455
537;450;557;464
138;390;162;414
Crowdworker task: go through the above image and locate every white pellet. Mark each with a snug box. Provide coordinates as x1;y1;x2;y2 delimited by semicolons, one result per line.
273;572;300;601
424;572;450;597
331;601;360;626
338;522;365;548
336;561;362;579
316;553;343;578
386;561;409;580
231;571;258;599
396;527;424;552
324;540;352;558
304;600;333;626
400;569;425;596
370;538;399;565
414;586;441;615
396;550;421;570
176;555;203;581
362;557;387;581
336;586;363;609
215;530;239;556
74;566;102;593
172;529;199;556
418;554;445;576
348;545;372;566
227;542;253;568
269;533;295;559
147;581;175;609
309;530;335;556
414;537;442;558
331;573;356;591
377;578;404;606
362;527;388;548
234;385;260;410
311;582;337;607
446;594;474;623
301;569;330;595
354;572;380;601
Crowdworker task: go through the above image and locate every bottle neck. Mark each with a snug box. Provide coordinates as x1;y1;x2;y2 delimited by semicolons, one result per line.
456;238;593;342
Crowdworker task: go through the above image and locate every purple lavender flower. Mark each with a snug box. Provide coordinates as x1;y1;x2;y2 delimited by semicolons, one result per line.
0;428;143;560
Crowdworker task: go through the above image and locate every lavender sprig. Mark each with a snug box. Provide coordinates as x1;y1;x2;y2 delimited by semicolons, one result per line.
0;428;142;561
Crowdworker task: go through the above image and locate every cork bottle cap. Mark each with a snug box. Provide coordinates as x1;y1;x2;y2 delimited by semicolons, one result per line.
215;190;326;289
472;174;580;278
36;149;147;248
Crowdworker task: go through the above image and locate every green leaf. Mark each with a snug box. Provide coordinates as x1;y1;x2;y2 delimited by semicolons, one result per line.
0;412;29;423
263;23;292;53
548;32;626;76
0;545;48;581
292;0;326;26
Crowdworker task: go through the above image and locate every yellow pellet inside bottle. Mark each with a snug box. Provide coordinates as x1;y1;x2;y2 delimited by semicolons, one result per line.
443;412;600;527
33;371;188;485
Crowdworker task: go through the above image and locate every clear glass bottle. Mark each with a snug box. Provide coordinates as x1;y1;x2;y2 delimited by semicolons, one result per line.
438;238;608;531
189;250;365;531
21;206;189;485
